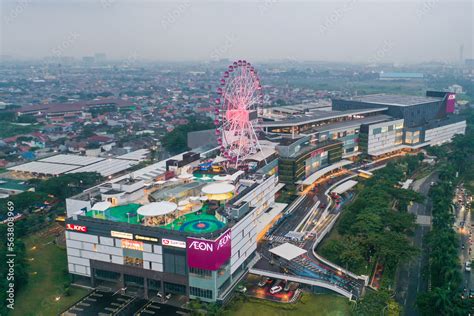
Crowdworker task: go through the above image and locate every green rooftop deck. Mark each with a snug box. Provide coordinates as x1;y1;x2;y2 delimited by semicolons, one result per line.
84;203;225;234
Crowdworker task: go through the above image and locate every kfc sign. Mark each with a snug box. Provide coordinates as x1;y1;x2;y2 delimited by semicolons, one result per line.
187;229;231;271
66;224;87;232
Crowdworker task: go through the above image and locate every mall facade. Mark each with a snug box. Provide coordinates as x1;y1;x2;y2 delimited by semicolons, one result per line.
65;150;283;303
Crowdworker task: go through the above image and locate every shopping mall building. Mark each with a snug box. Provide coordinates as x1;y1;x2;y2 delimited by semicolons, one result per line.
64;90;466;303
65;150;284;303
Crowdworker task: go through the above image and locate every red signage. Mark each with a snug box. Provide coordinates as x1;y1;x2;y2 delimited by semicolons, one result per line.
187;229;231;271
66;223;88;232
310;148;324;158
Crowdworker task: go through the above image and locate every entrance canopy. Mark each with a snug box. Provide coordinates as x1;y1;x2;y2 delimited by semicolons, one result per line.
332;180;358;195
269;242;307;261
299;160;352;186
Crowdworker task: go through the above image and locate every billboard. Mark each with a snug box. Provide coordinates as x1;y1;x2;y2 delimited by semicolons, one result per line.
446;93;456;114
187;229;231;271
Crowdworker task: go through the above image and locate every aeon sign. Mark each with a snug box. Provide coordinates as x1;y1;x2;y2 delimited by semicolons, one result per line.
446;93;456;114
187;229;231;271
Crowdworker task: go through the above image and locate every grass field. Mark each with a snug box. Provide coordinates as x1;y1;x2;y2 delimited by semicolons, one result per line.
226;293;351;316
10;228;89;316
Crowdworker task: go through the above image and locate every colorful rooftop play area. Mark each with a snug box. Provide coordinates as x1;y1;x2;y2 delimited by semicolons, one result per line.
84;203;225;234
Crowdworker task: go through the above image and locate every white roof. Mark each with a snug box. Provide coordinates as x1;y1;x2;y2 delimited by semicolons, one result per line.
137;201;177;217
246;147;275;162
213;175;231;181
116;149;150;161
91;201;112;211
9;161;79;175
202;183;235;195
67;159;137;177
332;180;358;195
300;160;352;186
269;242;307;261
39;154;105;166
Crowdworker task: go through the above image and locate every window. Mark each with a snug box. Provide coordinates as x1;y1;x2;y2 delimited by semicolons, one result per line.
164;250;186;275
373;127;382;135
189;267;212;278
124;274;144;287
164;282;186;294
190;286;213;299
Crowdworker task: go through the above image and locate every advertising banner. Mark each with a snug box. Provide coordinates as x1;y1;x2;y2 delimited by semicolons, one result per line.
446;93;455;114
187;229;231;271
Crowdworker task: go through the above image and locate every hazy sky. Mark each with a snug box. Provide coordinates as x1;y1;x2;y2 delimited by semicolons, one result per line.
1;0;472;63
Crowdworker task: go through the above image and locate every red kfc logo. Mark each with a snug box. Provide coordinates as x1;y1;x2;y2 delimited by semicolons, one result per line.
66;224;87;232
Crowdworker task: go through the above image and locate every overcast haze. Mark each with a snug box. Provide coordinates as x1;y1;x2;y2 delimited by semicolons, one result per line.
1;0;472;63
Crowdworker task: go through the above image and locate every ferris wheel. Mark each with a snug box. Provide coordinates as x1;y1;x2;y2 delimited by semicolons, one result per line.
213;60;264;168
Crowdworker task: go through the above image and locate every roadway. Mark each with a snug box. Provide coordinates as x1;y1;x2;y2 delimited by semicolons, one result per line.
395;172;438;316
254;155;404;299
455;183;473;298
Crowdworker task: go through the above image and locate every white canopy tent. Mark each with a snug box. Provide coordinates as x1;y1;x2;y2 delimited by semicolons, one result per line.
137;201;177;217
269;242;307;261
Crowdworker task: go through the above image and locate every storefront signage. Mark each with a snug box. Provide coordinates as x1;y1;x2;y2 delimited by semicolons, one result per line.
135;235;159;243
66;224;87;232
187;229;231;271
121;239;144;251
111;230;133;240
162;238;186;248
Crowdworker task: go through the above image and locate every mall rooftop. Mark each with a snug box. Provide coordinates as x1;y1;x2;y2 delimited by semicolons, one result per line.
335;94;442;107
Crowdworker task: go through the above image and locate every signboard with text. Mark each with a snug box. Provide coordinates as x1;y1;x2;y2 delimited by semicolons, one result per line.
187;229;231;271
162;238;186;248
66;224;87;232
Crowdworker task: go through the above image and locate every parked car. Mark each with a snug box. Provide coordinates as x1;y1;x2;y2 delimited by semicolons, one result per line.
470;289;474;299
156;292;163;298
258;277;270;287
237;285;247;294
269;285;283;294
465;261;471;272
165;293;172;300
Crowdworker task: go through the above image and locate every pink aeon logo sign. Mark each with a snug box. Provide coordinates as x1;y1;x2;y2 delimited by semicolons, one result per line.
446;93;456;114
187;229;231;271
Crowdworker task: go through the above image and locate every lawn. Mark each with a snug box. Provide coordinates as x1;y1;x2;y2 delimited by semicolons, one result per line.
225;293;351;316
0;122;41;138
10;227;89;316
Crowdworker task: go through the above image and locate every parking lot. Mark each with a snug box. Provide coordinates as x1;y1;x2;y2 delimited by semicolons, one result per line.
61;290;189;316
244;274;300;303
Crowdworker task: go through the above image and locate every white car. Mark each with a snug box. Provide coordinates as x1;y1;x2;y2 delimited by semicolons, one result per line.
269;285;282;294
465;261;471;272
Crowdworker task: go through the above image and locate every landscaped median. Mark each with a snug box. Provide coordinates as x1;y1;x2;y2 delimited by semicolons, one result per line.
317;156;426;314
224;292;351;316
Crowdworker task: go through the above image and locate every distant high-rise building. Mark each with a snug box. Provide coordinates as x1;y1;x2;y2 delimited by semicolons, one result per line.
94;53;106;62
82;56;95;64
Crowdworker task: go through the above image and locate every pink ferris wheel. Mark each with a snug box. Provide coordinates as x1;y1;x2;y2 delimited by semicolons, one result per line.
213;60;264;168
